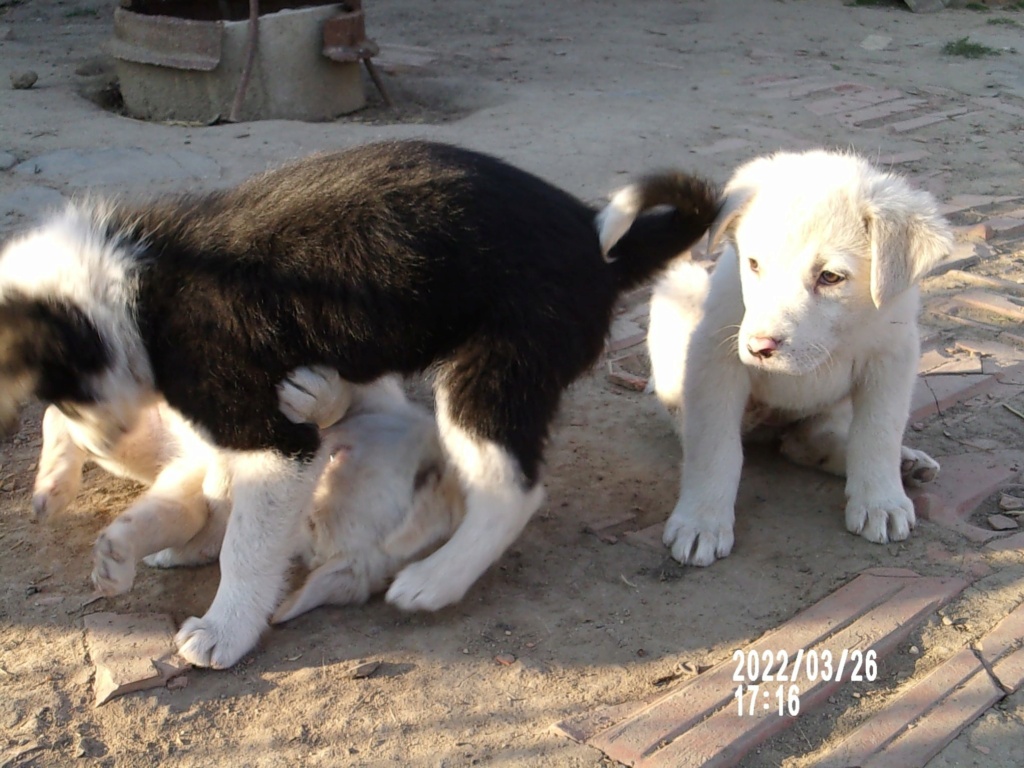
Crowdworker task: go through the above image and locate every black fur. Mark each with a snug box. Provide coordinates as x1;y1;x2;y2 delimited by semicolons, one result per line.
0;293;109;404
95;141;716;481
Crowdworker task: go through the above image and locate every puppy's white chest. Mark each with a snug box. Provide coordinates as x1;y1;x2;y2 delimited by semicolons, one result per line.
747;358;853;418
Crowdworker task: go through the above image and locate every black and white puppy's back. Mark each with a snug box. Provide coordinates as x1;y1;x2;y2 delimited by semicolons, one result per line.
0;140;717;668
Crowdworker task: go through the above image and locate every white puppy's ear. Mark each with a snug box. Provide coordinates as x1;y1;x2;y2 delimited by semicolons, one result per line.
707;185;755;256
864;181;953;308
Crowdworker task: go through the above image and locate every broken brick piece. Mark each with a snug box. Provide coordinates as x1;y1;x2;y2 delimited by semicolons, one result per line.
83;612;189;706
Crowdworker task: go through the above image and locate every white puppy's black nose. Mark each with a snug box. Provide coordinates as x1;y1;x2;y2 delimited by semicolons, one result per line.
747;336;780;359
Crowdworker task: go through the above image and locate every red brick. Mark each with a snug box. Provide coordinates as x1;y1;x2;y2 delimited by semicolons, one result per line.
804;89;904;116
993;647;1024;693
953;290;1024;322
815;648;981;768
986;530;1024;553
983;217;1024;236
571;572;965;768
973;97;1024;119
976;599;1024;667
938;194;1021;216
909;372;996;422
632;575;967;768
888;108;976;134
756;79;840;99
860;666;1002;768
575;573;905;759
836;98;927;126
910;451;1020;540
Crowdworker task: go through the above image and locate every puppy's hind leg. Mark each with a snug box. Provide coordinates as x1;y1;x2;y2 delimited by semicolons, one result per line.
386;375;547;612
779;401;854;478
780;401;939;485
900;447;939;486
271;557;370;624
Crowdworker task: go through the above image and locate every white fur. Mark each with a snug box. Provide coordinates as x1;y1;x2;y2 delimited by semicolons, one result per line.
385;384;544;610
596;186;643;257
33;371;465;636
649;150;951;566
0;204;156;438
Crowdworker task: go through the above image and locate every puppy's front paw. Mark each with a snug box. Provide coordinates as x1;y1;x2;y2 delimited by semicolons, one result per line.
278;365;352;429
845;493;915;544
175;614;263;669
663;501;735;566
32;472;80;521
900;447;940;486
91;529;137;596
386;556;468;611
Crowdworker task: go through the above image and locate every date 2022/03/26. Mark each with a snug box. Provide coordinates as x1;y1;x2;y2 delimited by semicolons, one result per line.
733;648;879;716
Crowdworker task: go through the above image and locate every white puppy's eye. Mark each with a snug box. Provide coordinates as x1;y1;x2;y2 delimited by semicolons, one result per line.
818;270;845;287
748;258;760;274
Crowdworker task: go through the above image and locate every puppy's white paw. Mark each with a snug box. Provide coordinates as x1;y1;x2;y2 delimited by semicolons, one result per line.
900;447;940;486
175;614;263;669
91;530;137;596
663;502;735;566
278;365;351;429
386;556;468;612
845;493;915;544
143;546;218;569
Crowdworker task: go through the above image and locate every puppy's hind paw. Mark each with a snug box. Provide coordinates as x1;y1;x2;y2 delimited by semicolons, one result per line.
386;556;469;612
845;493;915;544
91;530;137;596
900;447;940;486
175;615;263;669
662;505;734;567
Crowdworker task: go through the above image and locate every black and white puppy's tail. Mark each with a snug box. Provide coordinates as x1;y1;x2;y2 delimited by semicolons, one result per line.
596;172;720;289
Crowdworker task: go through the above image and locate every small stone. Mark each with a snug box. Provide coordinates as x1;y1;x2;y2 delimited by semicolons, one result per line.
962;223;993;242
10;71;38;90
988;513;1019;531
524;642;536;649
909;645;920;655
942;615;953;626
852;692;862;699
860;34;891;51
999;494;1024;512
911;422;925;431
0;151;16;171
976;745;991;755
494;653;516;666
346;660;380;679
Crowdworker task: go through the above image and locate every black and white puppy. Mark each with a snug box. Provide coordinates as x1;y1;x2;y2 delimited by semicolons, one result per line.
0;140;717;668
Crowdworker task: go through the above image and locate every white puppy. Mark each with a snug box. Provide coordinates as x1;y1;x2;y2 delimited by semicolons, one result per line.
32;369;465;621
612;150;952;565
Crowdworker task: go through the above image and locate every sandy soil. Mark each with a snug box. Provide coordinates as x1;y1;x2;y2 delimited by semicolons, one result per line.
2;0;1024;766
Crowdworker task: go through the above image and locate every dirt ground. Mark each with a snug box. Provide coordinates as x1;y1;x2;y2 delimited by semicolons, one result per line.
2;0;1024;766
